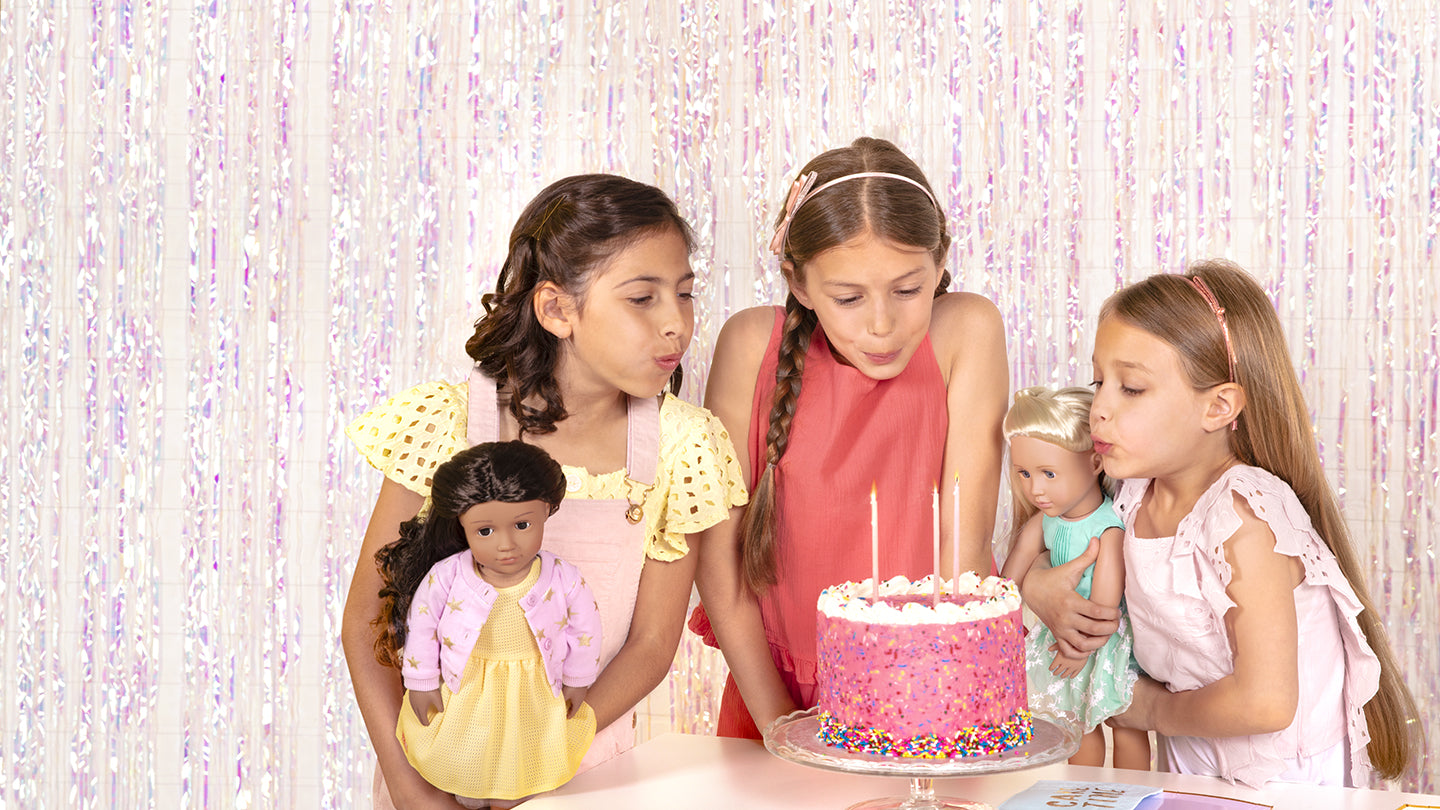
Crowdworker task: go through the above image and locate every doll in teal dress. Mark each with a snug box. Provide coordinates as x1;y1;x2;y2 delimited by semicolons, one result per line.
999;386;1149;769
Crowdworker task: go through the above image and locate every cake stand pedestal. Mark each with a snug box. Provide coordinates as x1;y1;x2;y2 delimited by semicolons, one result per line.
762;710;1080;810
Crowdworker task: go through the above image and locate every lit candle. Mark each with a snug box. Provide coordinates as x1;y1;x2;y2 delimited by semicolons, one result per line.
951;475;961;595
932;482;941;606
870;483;880;599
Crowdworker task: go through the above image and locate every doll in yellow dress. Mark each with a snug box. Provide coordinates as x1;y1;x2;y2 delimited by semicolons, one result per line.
372;441;602;808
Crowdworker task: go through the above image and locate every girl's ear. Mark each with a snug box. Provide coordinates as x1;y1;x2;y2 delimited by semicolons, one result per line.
784;261;815;310
1088;451;1104;476
1203;382;1247;432
532;282;574;339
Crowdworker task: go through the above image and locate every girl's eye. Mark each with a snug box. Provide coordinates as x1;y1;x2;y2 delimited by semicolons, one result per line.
515;521;531;530
477;527;494;537
628;295;654;306
833;295;862;307
895;286;923;298
1018;470;1030;479
677;289;696;302
1121;385;1144;396
1088;379;1101;389
1044;471;1056;479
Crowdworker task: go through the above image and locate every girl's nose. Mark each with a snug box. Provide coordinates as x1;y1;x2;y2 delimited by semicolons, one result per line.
659;295;686;339
868;302;895;337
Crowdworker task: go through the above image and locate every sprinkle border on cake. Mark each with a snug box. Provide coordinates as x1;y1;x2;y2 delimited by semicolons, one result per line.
817;707;1033;758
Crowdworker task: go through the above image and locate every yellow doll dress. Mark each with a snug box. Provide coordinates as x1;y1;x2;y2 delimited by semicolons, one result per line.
396;559;596;801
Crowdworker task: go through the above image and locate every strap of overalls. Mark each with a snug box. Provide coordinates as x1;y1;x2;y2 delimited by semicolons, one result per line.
466;368;658;484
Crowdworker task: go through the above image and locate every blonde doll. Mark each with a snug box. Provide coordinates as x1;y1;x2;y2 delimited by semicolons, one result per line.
999;386;1149;770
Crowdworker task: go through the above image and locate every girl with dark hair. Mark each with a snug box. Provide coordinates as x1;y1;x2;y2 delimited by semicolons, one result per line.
344;174;747;810
372;441;600;808
1095;260;1419;786
691;137;1009;737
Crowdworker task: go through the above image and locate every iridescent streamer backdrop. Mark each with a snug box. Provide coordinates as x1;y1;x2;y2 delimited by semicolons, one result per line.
1;1;1436;806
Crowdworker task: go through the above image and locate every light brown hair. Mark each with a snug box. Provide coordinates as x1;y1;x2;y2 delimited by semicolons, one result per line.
742;137;951;590
1100;258;1420;780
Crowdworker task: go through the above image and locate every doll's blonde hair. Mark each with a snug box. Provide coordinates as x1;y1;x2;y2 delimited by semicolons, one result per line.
1001;386;1106;550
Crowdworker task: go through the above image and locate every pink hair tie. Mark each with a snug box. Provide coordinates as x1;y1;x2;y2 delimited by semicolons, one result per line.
1187;274;1240;431
768;170;940;257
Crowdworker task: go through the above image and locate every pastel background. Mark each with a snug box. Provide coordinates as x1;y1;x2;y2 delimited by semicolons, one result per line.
2;1;1436;807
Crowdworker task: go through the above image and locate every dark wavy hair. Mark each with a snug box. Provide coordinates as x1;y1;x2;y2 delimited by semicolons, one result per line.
742;137;950;591
371;441;567;667
466;174;697;436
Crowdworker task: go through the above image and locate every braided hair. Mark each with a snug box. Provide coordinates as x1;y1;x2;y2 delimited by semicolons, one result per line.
741;137;951;590
466;174;696;436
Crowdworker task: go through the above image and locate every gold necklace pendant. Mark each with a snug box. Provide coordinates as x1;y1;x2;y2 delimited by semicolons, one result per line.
625;503;644;524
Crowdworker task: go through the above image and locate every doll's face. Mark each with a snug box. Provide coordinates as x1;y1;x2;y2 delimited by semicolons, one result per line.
458;499;549;588
1009;435;1104;521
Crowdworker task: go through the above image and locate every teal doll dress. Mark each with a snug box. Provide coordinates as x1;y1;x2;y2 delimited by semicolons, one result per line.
1025;496;1141;732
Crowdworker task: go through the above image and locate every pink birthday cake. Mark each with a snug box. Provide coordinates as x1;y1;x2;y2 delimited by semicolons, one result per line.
815;572;1031;758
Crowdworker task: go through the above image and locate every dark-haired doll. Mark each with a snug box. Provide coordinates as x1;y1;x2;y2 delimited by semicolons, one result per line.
373;441;601;808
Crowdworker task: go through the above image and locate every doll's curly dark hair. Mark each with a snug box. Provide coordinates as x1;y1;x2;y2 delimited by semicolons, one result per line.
371;440;566;668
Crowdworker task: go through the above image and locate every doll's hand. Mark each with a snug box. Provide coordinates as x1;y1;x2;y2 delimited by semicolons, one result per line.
408;689;443;726
1049;649;1090;679
562;685;589;718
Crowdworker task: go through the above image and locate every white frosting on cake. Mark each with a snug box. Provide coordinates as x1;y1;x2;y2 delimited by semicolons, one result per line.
816;571;1021;624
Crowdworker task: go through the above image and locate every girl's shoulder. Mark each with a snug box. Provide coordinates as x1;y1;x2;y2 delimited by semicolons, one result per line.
713;305;782;360
928;292;1004;375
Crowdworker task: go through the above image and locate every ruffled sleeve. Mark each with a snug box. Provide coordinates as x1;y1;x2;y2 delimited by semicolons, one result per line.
1175;466;1381;787
344;380;469;498
647;395;749;561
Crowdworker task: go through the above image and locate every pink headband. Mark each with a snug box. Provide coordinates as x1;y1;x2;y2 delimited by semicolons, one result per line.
768;171;941;257
1187;274;1240;430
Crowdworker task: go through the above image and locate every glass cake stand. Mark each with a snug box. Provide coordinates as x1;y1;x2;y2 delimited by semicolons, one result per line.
762;709;1080;810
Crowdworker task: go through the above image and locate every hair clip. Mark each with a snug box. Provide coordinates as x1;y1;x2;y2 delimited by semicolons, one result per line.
768;171;818;257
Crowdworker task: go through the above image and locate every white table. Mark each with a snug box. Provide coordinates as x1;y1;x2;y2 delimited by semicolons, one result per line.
526;733;1440;810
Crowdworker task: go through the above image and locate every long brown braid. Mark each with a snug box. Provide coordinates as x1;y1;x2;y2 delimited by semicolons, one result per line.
741;137;950;590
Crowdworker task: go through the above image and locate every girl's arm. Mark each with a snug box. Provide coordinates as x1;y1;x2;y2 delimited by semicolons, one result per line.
581;548;698;730
1020;537;1121;657
1111;495;1301;737
341;477;464;810
930;293;1008;576
999;513;1046;588
692;306;800;731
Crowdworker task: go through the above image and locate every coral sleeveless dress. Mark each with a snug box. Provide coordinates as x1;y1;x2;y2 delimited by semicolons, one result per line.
694;307;948;738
